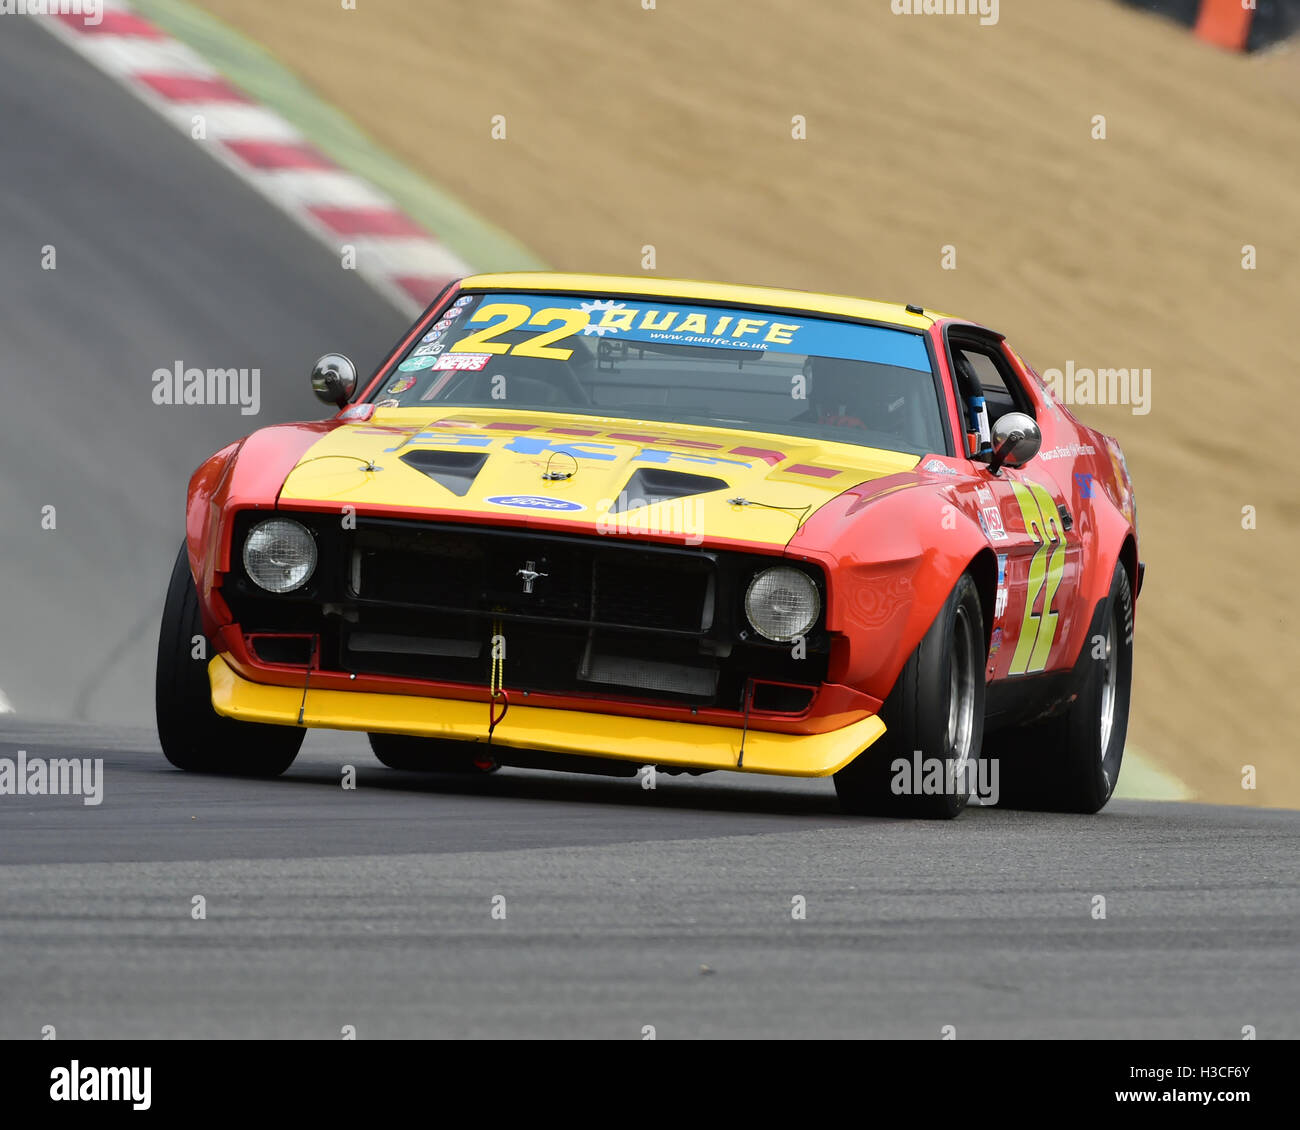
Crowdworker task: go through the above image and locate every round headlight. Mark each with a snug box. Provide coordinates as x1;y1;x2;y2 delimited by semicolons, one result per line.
744;566;820;642
242;519;317;593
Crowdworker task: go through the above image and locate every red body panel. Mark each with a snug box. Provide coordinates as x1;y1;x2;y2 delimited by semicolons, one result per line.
186;422;340;638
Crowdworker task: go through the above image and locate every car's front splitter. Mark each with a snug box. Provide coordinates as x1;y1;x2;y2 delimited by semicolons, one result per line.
208;655;885;777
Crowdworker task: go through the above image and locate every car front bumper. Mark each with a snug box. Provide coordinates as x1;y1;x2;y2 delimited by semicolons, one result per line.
208;654;885;777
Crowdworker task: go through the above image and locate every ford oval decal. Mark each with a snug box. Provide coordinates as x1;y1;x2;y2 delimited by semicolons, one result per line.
485;495;585;513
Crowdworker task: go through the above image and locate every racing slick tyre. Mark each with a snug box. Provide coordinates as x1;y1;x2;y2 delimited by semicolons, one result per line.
155;545;304;777
992;561;1134;813
368;733;500;774
833;572;986;819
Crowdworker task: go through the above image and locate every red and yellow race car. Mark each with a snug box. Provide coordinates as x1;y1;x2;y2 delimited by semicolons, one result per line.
156;273;1141;818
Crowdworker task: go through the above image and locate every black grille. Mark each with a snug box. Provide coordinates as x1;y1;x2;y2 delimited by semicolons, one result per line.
353;522;714;634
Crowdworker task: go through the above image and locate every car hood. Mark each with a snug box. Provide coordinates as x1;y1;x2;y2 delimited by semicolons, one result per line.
276;408;920;548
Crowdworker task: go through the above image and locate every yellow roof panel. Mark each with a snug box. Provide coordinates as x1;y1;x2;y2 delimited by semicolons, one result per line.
458;271;951;330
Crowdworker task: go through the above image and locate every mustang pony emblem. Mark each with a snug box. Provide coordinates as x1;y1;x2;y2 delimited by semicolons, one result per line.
516;561;548;594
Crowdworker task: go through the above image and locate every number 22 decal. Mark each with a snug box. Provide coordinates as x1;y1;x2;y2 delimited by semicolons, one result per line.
1008;480;1066;676
451;303;589;360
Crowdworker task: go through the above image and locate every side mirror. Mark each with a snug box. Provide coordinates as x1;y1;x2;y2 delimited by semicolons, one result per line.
988;412;1042;473
311;353;358;409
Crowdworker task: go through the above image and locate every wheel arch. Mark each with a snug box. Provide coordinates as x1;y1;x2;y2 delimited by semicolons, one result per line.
809;483;995;705
964;546;998;653
1118;533;1139;609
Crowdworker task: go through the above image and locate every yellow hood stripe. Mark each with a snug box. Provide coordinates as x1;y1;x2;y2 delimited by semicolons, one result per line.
279;408;918;548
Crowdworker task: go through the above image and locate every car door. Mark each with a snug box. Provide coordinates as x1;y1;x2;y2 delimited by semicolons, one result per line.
946;337;1084;682
982;462;1084;681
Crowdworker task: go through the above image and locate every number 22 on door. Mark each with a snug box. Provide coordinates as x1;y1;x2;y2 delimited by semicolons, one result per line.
1008;480;1065;676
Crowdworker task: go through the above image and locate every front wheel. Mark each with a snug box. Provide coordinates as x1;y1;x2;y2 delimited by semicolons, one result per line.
833;572;987;819
155;544;304;776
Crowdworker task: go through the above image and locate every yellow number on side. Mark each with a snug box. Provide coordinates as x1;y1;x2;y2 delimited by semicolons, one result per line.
1008;480;1065;676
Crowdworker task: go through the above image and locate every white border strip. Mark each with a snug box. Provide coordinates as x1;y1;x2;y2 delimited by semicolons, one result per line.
36;5;469;317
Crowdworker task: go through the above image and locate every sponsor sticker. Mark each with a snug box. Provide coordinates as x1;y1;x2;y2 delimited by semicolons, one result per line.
981;505;1007;541
922;458;958;476
1038;443;1096;461
432;352;491;372
994;554;1009;620
398;355;438;372
375;398;401;408
454;295;474;307
422;330;443;343
386;376;418;394
975;485;994;505
486;494;585;513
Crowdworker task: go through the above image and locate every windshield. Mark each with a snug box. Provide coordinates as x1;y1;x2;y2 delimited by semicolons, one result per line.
371;292;947;456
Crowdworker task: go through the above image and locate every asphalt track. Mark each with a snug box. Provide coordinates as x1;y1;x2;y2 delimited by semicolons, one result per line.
3;722;1298;1039
1;17;1297;1040
0;15;406;727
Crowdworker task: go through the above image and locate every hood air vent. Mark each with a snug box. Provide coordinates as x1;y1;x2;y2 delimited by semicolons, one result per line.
399;449;489;496
609;468;728;514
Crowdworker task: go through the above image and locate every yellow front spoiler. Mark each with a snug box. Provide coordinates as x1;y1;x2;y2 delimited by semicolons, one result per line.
208;655;885;777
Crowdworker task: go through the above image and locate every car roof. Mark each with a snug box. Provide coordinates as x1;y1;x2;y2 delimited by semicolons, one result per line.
458;272;964;332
